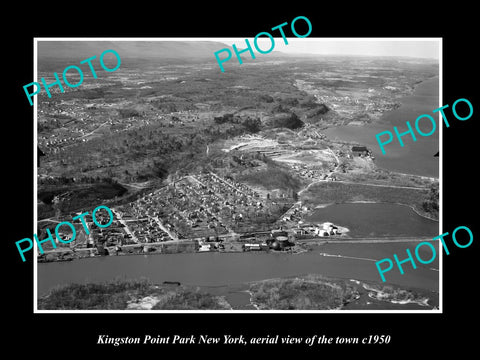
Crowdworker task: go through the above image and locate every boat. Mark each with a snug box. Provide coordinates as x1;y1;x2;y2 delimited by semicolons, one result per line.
162;281;181;286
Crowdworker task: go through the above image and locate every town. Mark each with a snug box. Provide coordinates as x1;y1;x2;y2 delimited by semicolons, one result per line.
35;42;438;266
37;170;345;262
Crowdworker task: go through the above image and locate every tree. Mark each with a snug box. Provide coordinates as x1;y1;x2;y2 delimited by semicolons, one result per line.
422;182;439;215
292;191;298;201
242;117;261;133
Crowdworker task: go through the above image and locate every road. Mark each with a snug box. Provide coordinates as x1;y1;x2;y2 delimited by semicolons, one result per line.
333;180;427;190
326;147;340;170
43;236;435;257
208;172;252;198
37;218;61;223
78;121;109;139
110;208;140;243
44;238;195;255
299;178;427;196
119;181;152;190
152;216;178;241
296;236;435;244
178;175;234;234
56;121;110;151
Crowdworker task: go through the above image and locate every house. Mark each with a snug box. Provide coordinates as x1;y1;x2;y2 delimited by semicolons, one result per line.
199;244;211;252
292;228;306;235
352;146;369;156
244;243;261;251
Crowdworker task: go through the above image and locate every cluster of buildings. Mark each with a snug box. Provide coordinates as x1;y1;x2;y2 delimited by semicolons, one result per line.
115;205;173;243
38;103;96;153
37;209;130;260
292;222;340;238
191;172;279;234
197;229;294;253
113;172;279;243
37;97;169;155
37;169;345;261
38;135;72;153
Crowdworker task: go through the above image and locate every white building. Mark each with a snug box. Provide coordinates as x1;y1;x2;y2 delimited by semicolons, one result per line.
199;244;211;252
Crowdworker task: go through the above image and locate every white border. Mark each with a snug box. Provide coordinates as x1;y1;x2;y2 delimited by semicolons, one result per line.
33;38;38;311
33;37;442;314
438;38;443;312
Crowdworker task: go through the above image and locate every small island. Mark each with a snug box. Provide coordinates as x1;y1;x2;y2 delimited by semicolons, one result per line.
37;276;437;311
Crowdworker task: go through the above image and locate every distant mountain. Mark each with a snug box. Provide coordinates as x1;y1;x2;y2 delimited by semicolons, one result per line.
37;40;232;70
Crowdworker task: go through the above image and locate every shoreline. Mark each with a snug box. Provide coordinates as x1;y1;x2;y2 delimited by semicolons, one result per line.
322;75;440;179
38;273;439;310
308;199;438;222
36;231;437;265
350;200;438;222
330;75;439;130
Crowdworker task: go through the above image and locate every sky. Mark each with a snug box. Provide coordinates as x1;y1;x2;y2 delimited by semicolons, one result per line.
217;38;441;60
35;37;441;61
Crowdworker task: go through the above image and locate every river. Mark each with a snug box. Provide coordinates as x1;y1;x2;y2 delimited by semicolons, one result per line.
37;199;440;310
324;76;440;177
38;241;439;292
37;239;440;310
37;204;440;310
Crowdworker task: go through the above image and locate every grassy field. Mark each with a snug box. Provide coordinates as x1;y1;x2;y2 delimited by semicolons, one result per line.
335;168;435;188
300;181;435;219
236;164;303;193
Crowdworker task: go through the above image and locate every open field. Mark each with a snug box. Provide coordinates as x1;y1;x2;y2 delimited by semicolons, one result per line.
301;181;429;211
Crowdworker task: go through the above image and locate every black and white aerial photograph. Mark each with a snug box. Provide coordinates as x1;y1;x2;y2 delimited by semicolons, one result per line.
7;4;480;356
34;38;441;311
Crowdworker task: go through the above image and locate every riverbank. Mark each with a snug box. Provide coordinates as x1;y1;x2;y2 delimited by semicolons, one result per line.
37;274;438;311
37;217;351;263
37;240;440;309
248;274;437;310
37;239;199;263
37;240;315;263
322;76;439;178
